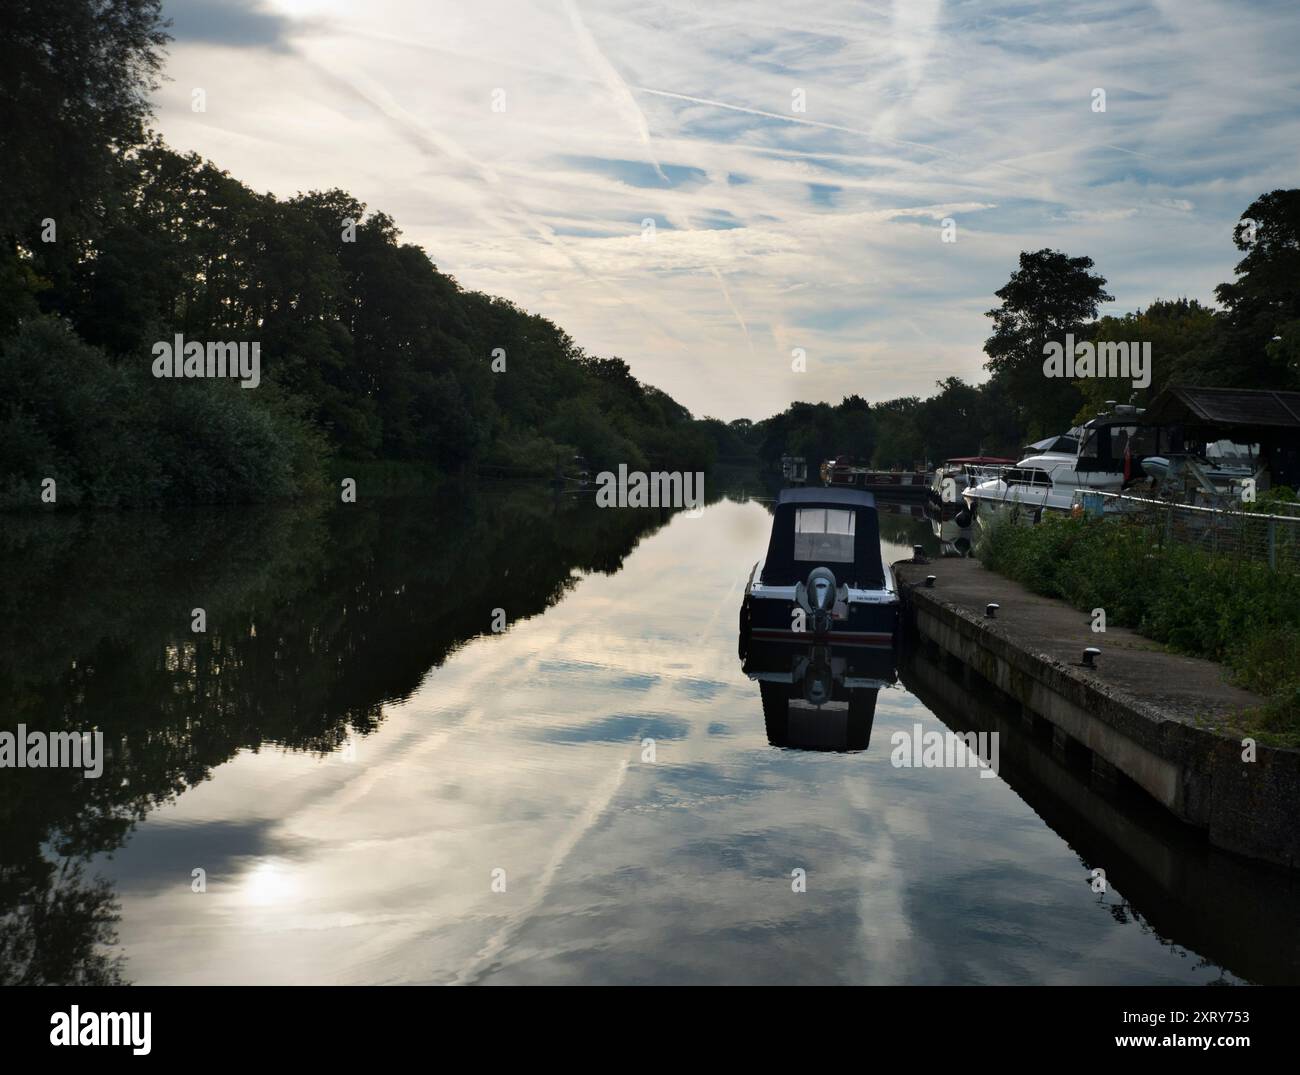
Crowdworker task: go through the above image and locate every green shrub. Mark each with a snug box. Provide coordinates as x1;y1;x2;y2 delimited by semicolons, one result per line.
0;317;329;508
979;512;1300;742
480;431;578;476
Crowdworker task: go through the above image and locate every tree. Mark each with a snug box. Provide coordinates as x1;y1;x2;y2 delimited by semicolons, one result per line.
915;377;985;462
1075;298;1219;420
0;1;729;502
835;395;876;462
870;397;923;468
0;0;168;233
0;1;169;332
1214;190;1300;388
984;250;1113;438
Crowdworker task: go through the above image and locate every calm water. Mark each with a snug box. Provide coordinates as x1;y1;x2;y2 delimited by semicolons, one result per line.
2;484;1296;985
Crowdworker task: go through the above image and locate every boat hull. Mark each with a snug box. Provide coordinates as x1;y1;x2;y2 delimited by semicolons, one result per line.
742;592;899;651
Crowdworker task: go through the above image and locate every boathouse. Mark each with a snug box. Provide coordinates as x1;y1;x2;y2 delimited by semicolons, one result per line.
1143;385;1300;489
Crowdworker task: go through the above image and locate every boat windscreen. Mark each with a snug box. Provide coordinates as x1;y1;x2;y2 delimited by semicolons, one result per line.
793;507;855;562
1029;434;1080;455
760;500;885;587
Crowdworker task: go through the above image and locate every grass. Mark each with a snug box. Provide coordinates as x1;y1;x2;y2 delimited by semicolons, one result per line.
977;513;1300;748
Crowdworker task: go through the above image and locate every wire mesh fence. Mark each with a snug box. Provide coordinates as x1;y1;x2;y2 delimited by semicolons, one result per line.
1080;491;1300;572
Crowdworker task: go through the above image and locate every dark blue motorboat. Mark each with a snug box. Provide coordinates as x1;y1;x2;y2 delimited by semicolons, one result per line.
738;487;900;655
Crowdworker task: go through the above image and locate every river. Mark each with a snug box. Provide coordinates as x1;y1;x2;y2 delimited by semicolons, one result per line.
2;482;1295;984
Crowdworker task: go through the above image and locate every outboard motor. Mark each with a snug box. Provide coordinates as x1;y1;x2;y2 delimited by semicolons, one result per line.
805;566;838;635
802;648;835;706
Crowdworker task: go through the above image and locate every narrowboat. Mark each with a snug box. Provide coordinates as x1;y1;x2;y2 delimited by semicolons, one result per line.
737;488;900;656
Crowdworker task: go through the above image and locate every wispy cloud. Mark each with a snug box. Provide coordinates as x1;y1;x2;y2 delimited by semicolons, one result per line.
154;0;1300;419
562;0;668;182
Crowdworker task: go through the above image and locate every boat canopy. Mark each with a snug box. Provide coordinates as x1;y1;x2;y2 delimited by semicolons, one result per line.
760;487;885;589
1026;432;1081;455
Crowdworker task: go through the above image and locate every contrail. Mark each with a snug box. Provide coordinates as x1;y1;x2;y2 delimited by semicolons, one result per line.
453;758;631;984
1100;142;1160;162
302;56;692;355
710;266;754;356
564;0;668;182
634;84;1067;187
633;85;959;160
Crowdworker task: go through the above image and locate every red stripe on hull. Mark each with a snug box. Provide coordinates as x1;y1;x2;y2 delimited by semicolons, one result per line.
750;628;894;648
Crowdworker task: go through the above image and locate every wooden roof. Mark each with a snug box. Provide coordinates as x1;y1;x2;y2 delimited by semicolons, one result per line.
1145;386;1300;429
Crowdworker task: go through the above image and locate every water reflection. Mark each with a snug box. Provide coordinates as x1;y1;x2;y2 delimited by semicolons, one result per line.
924;504;975;558
742;642;897;752
1;487;1296;984
0;483;681;984
901;644;1300;986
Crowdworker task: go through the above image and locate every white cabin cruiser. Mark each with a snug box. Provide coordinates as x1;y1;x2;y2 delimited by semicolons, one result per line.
962;409;1148;527
962;404;1260;528
962;453;1089;528
961;426;1094;528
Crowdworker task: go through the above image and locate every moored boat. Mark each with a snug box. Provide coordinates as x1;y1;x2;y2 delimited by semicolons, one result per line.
738;487;900;655
820;456;929;497
961;402;1262;528
928;455;1017;525
961;409;1142;528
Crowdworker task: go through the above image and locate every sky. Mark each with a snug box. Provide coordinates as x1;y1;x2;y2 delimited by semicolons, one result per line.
152;0;1300;421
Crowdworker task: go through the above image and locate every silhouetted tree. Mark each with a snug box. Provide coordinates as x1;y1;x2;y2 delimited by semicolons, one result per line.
984;249;1113;438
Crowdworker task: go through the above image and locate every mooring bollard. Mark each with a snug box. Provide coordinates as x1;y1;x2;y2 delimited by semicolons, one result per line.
912;544;926;563
925;575;936;588
1082;647;1100;668
985;603;999;618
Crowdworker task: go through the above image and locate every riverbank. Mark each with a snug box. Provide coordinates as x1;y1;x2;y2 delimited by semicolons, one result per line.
894;557;1300;871
899;645;1300;984
976;512;1300;743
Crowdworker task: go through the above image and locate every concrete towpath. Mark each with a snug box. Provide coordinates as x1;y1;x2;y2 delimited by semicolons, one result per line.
894;556;1265;728
893;556;1298;870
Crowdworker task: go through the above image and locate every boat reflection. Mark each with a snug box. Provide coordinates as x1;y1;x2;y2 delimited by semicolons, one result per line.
741;640;898;751
930;514;974;558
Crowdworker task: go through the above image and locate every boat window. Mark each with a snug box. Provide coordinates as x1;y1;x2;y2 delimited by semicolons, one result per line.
794;507;856;562
1005;467;1052;487
1079;429;1099;458
1206;440;1258;466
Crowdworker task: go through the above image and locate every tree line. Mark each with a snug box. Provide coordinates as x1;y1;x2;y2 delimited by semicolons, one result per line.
749;193;1300;470
0;1;720;508
4;2;1297;507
